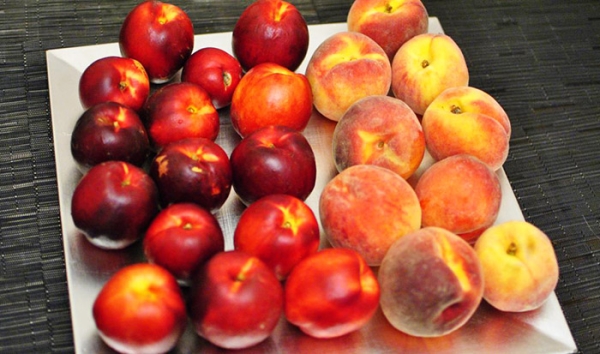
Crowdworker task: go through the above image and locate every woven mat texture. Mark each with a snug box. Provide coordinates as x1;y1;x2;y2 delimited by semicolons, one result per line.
1;0;599;353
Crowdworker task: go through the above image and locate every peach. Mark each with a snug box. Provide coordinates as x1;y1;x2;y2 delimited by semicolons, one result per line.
319;164;421;266
378;227;484;337
332;95;425;179
474;220;559;312
422;86;511;171
391;33;469;115
379;227;484;337
305;31;392;122
347;0;429;60
414;154;502;242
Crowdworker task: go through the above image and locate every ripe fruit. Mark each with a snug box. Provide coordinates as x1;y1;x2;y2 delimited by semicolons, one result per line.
71;161;159;250
474;221;559;312
143;82;219;150
415;154;502;242
234;194;320;280
284;248;380;338
391;33;469;115
93;263;187;354
181;47;244;109
305;31;392;121
332;95;425;179
230;62;313;138
188;250;283;350
119;0;194;83
379;227;484;337
230;125;317;205
347;0;429;60
149;138;232;212
320;164;421;266
70;102;149;171
144;203;225;282
78;56;150;112
232;0;309;72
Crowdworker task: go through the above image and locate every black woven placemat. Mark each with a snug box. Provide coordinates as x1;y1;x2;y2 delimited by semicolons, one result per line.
1;0;598;353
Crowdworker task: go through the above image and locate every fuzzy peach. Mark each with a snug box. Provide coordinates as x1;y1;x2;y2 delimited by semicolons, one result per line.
379;226;484;337
414;154;502;242
391;33;469;115
319;164;421;266
305;31;392;122
347;0;429;60
474;221;559;312
332;95;425;179
422;86;511;171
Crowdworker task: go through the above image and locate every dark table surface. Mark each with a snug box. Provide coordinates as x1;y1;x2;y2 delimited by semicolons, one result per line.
1;0;599;353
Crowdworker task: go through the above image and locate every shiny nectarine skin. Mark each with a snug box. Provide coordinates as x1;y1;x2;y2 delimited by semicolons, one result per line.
149;138;232;212
181;47;244;109
71;161;159;250
70;102;149;171
234;194;320;280
232;0;309;72
189;250;284;350
93;263;187;354
284;248;380;339
119;0;194;83
144;203;225;282
143;82;219;150
230;125;316;205
78;56;150;112
230;62;313;138
379;227;484;337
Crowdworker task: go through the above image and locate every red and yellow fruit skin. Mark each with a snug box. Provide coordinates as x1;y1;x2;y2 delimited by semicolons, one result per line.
284;248;381;339
234;194;320;280
347;0;429;60
422;86;511;171
378;227;484;337
474;221;560;312
188;250;283;350
93;263;187;354
119;0;194;83
306;31;392;122
230;62;313;138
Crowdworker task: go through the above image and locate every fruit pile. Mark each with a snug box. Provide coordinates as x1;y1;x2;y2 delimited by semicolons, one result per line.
68;0;560;352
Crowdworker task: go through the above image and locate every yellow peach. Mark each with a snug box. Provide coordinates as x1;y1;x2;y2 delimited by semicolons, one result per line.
391;33;469;115
347;0;429;60
422;86;511;171
379;226;484;337
474;220;559;312
319;164;421;266
414;154;502;242
305;31;392;121
332;95;425;179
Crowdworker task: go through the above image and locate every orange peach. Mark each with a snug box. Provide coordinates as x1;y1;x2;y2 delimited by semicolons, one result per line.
474;221;559;312
391;33;469;115
379;226;484;337
305;31;392;122
422;86;511;171
347;0;429;60
414;154;502;242
319;164;421;266
332;95;425;179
